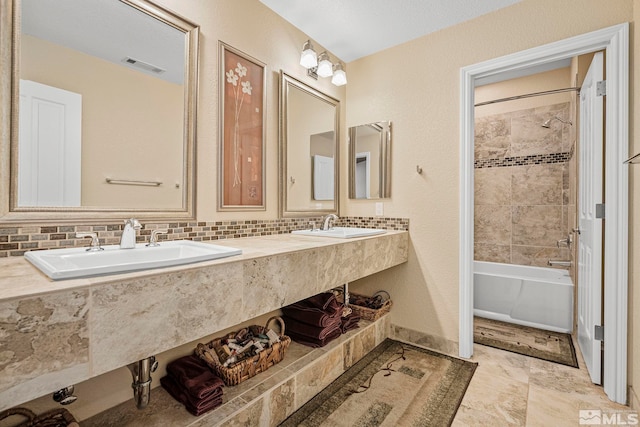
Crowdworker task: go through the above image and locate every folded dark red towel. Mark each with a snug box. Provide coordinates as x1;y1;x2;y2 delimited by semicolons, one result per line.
341;312;361;333
304;293;341;312
283;315;342;340
166;355;224;400
281;304;342;327
287;327;342;348
161;375;223;416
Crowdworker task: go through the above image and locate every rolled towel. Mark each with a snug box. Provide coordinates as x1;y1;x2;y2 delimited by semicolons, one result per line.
287;327;342;348
161;375;223;416
283;316;342;341
281;304;343;327
166;355;224;400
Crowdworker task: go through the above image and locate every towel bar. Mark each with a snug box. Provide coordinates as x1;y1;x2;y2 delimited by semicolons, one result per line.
105;178;162;187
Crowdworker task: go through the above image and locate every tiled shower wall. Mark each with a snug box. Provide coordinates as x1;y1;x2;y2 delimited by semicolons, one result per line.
0;216;410;258
474;102;572;267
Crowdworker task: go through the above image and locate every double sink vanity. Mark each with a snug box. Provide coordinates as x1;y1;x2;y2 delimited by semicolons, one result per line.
0;224;408;411
23;223;388;281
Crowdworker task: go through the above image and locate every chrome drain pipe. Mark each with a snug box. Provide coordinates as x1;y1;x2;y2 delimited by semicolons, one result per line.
127;356;158;409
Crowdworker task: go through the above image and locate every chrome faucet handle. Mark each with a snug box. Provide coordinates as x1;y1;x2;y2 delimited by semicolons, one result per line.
76;232;103;252
125;218;141;229
146;229;168;247
557;233;573;248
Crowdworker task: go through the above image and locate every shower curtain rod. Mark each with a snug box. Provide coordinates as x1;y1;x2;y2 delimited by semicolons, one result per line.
474;86;580;107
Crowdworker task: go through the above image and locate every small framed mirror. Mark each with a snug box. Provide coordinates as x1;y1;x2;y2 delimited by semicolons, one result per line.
279;71;340;217
348;121;392;199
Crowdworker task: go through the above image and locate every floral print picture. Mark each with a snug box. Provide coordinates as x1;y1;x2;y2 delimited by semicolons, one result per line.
219;42;265;210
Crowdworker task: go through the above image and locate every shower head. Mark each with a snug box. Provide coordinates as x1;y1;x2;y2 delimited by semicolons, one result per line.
542;115;573;128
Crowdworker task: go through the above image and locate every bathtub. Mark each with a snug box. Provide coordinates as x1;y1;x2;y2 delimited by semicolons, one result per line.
474;261;574;333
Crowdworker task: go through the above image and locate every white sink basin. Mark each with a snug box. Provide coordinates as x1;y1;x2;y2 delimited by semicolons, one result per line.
291;227;386;239
24;240;242;280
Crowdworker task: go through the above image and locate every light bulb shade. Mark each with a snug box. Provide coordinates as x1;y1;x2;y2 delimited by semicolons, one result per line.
331;63;347;86
316;52;333;77
299;40;317;69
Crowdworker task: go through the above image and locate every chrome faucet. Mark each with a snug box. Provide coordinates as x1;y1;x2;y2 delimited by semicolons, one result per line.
120;218;141;249
146;229;168;247
322;214;338;231
76;232;103;252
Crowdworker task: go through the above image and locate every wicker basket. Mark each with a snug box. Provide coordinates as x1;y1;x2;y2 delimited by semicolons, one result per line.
195;316;291;386
0;407;78;427
348;291;393;321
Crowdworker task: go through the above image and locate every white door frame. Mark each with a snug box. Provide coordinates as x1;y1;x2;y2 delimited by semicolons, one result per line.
459;23;629;404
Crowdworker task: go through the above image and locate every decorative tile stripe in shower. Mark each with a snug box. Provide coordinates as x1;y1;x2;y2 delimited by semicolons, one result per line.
0;216;409;257
474;151;572;169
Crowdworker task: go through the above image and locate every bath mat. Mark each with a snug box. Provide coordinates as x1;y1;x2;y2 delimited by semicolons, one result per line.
279;339;477;427
474;317;578;368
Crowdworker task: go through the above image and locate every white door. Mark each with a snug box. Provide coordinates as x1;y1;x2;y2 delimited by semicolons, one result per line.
355;152;371;199
19;80;82;207
312;155;334;200
577;52;604;385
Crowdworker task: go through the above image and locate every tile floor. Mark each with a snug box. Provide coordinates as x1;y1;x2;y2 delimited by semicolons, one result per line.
453;338;634;426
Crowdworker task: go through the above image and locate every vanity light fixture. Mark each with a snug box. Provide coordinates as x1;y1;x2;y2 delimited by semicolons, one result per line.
331;62;347;86
316;52;333;77
300;41;347;86
299;40;318;69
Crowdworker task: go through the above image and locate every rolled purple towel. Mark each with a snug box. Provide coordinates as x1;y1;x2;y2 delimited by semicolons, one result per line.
166;355;224;400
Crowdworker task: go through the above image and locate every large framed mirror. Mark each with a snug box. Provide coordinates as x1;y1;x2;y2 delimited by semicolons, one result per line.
0;0;199;223
279;72;340;217
348;121;392;199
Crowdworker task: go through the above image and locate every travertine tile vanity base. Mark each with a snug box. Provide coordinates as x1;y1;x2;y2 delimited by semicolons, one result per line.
84;316;390;426
0;231;408;410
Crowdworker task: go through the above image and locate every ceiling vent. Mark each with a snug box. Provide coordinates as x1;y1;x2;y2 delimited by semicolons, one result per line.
121;57;165;74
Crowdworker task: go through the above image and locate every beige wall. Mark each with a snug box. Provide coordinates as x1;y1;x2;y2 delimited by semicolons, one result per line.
347;0;633;363
20;35;184;208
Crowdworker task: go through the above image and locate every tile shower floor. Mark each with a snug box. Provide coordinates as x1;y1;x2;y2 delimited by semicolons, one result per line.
453;338;632;426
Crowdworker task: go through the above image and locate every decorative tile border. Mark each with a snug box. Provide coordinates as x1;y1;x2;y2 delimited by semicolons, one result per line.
474;151;572;169
0;216;409;258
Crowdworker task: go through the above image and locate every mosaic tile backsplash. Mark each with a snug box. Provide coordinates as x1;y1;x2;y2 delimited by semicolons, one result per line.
0;216;409;257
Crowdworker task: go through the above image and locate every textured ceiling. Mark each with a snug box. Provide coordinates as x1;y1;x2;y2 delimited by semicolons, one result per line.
260;0;523;62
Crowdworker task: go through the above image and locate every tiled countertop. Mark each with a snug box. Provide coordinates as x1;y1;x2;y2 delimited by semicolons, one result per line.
0;231;407;301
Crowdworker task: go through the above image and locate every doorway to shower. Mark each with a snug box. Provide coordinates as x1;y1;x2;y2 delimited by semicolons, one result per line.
459;24;629;404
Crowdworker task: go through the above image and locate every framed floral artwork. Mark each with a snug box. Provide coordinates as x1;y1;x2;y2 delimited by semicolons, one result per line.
218;42;266;210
